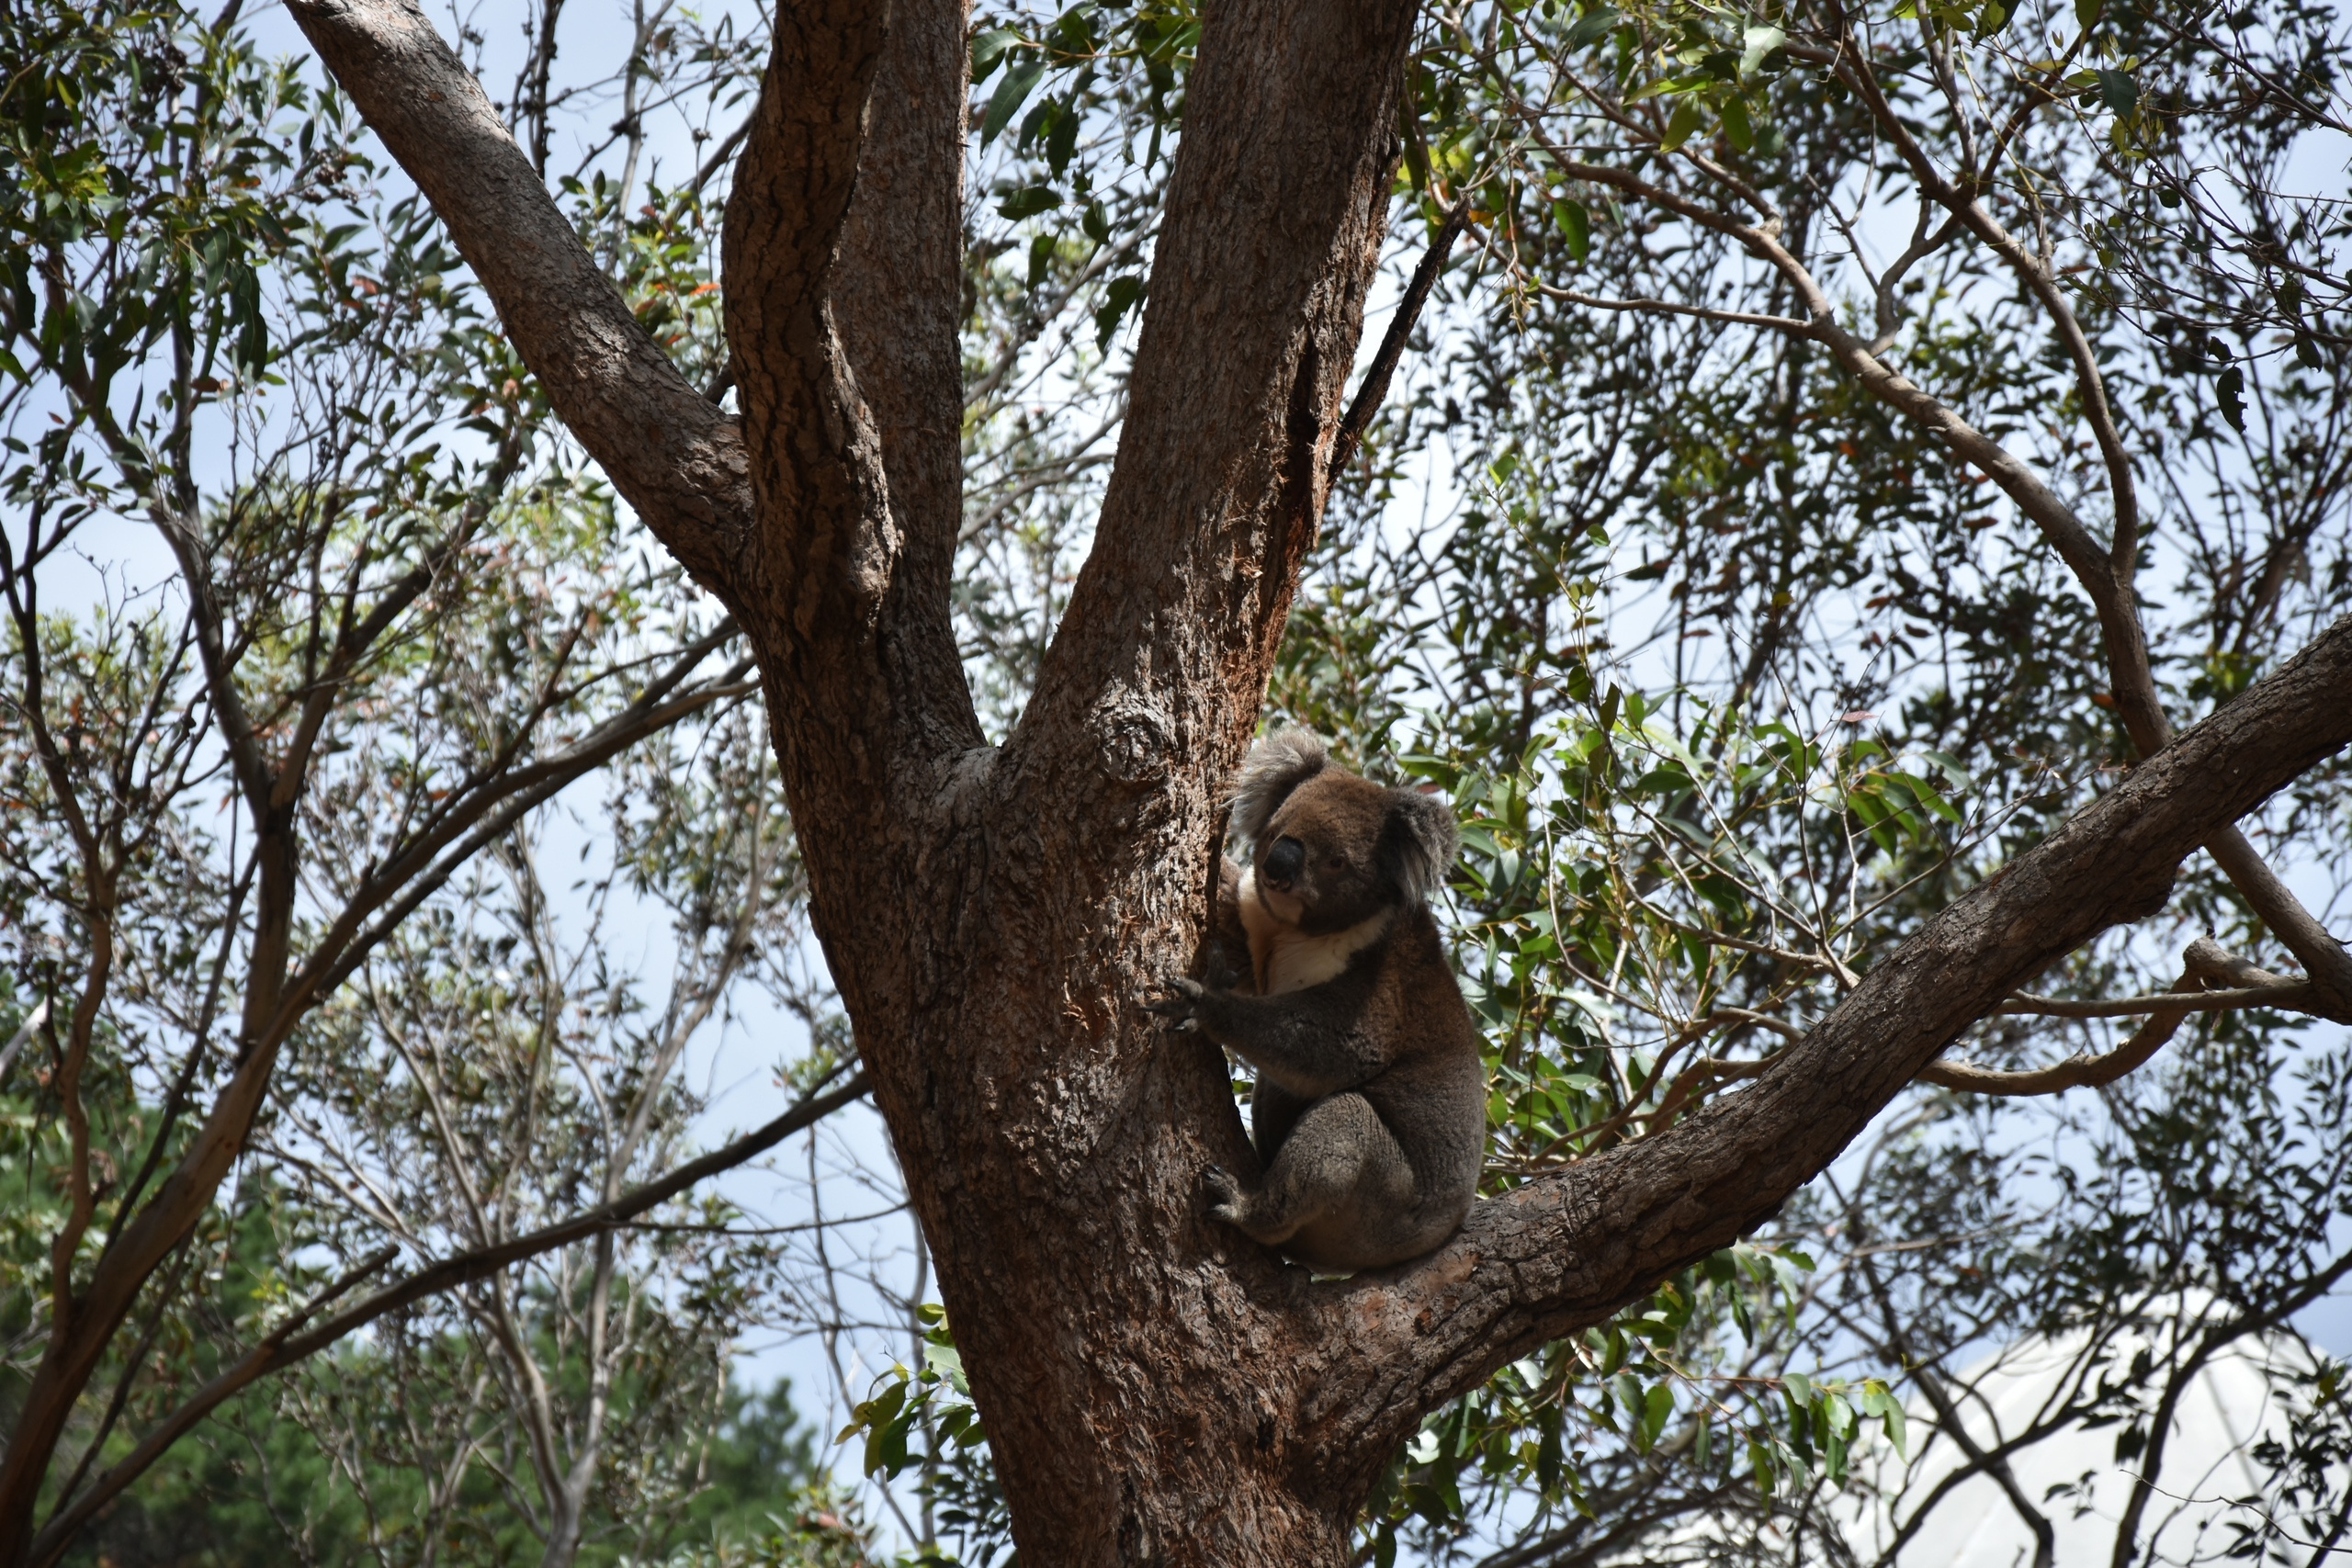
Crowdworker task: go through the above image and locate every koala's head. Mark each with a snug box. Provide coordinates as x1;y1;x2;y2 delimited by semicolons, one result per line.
1228;728;1458;934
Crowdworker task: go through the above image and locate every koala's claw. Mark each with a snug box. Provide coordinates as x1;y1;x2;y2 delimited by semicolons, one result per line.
1202;1165;1245;1224
1141;971;1205;1030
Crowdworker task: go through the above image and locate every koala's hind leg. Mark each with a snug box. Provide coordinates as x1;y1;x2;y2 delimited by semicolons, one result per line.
1206;1092;1408;1252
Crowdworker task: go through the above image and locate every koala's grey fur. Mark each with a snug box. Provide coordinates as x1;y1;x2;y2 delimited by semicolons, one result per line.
1148;728;1485;1273
1227;727;1331;850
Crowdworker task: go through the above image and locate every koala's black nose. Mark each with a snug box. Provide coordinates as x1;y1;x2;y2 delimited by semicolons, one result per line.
1263;836;1305;888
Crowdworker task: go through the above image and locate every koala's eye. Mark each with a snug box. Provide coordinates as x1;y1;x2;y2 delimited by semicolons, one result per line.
1327;854;1348;871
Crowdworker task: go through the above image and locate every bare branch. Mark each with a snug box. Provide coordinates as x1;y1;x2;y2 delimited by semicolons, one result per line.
1329;204;1469;479
27;1072;872;1567
1517;276;1818;337
1927;936;2345;1093
1996;981;2326;1020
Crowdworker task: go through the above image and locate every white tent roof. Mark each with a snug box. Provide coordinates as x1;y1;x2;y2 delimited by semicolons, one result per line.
1836;1313;2323;1566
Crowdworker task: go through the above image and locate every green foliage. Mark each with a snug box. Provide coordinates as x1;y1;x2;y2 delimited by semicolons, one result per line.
835;1306;986;1485
965;0;1195;337
59;1361;863;1568
0;0;323;396
1351;1244;1915;1563
0;5;846;1565
1411;680;1976;1180
831;1306;1008;1568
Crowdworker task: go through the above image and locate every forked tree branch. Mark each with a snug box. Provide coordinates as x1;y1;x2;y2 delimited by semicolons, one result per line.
1306;612;2352;1467
1998;981;2328;1020
0;639;750;1560
830;0;970;584
718;2;920;663
1922;1008;2189;1097
1928;938;2235;1097
1791;47;2352;1009
1937;939;2348;1093
2199;827;2352;1016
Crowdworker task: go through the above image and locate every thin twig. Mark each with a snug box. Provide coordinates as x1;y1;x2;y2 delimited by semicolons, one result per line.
28;1071;873;1566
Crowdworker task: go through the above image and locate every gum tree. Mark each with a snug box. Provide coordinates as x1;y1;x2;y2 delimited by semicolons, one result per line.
200;0;2352;1563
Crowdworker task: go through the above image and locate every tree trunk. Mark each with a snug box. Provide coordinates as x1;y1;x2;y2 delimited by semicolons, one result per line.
708;1;1425;1553
266;1;2352;1563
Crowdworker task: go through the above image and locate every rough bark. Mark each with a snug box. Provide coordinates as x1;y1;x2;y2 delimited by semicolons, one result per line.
260;1;2352;1563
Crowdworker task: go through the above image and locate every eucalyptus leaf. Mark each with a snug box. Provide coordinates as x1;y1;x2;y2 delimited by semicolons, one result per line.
969;27;1022;80
1738;24;1787;78
1554;197;1591;261
1567;6;1621;47
980;56;1047;147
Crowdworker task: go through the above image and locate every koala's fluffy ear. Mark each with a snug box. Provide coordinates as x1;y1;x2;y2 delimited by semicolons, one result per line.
1228;728;1329;848
1381;787;1460;903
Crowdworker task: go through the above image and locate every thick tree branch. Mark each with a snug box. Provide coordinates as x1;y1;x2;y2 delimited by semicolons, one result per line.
1010;0;1422;804
832;0;969;624
704;4;992;1155
718;2;891;634
719;0;979;769
288;0;752;592
1305;612;2352;1469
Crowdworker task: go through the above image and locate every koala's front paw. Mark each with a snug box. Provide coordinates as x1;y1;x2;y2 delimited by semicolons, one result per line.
1141;972;1205;1031
1202;1165;1247;1225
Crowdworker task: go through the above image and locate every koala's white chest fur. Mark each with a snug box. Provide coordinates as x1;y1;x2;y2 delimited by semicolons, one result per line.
1236;867;1392;995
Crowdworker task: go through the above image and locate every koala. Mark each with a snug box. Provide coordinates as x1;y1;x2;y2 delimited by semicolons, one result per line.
1148;728;1487;1273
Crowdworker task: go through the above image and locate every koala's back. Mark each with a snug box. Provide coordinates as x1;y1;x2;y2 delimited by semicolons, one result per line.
1352;910;1486;1183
